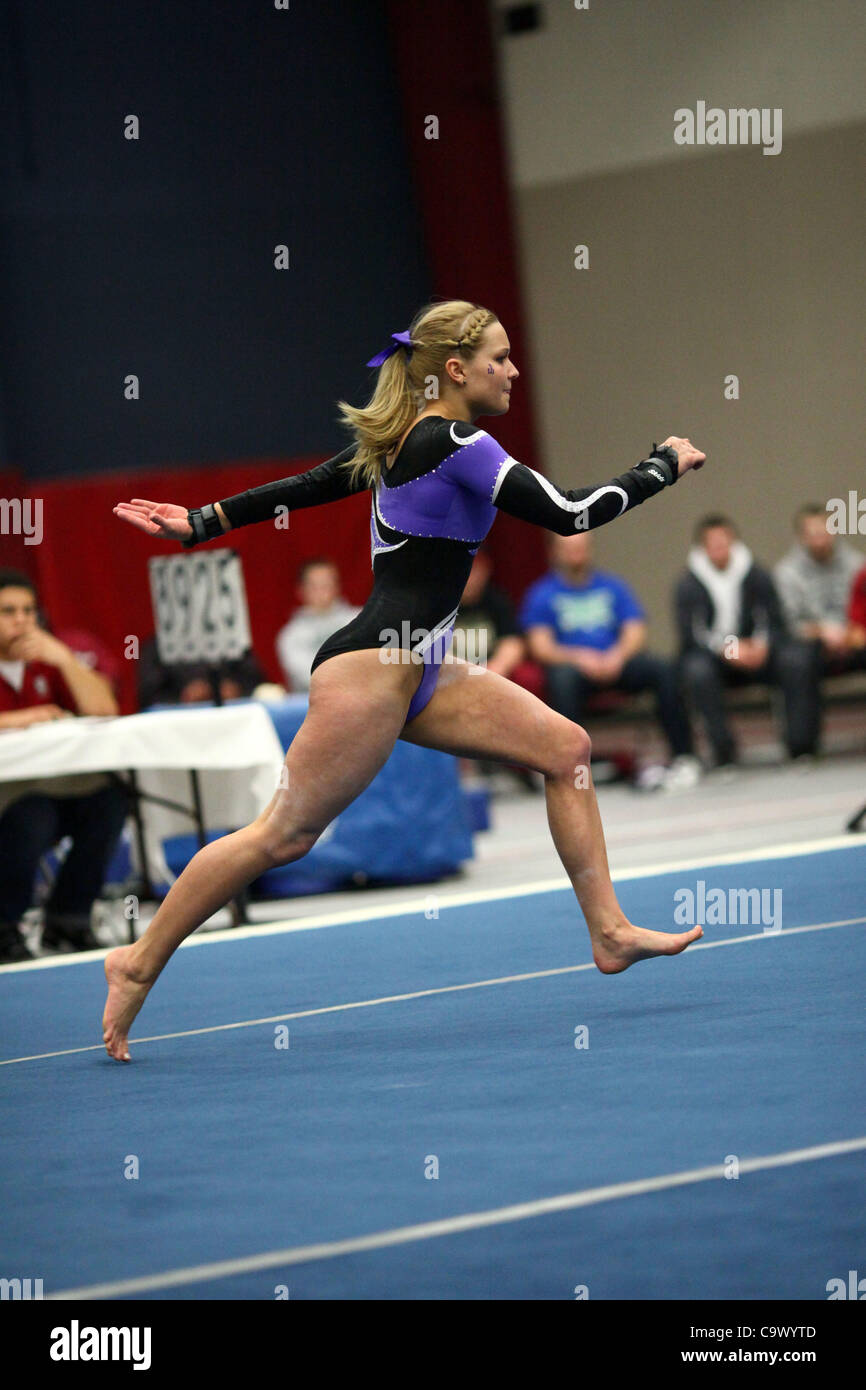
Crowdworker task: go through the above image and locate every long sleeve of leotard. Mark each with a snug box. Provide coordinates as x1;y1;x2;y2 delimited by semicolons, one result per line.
217;445;363;529
439;424;680;536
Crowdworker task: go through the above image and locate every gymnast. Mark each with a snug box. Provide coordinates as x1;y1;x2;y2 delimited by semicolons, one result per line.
105;299;707;1062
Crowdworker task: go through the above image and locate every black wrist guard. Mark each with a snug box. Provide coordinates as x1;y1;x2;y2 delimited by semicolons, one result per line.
646;442;680;485
181;503;224;549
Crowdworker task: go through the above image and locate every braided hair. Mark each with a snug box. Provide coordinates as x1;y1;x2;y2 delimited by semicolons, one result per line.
336;299;498;491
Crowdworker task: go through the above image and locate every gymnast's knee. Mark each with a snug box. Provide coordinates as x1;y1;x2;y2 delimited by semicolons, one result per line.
548;720;592;780
255;822;321;868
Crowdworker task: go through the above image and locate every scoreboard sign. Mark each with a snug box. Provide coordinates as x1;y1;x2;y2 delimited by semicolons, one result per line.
148;550;252;665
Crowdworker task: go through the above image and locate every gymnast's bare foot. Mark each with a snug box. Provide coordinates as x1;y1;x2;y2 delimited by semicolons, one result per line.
591;918;703;975
103;946;153;1061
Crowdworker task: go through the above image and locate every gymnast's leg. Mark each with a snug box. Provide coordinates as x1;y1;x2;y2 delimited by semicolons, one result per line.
102;648;424;1060
400;655;703;973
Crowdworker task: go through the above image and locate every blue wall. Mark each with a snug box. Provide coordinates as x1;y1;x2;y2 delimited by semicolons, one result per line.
0;0;431;479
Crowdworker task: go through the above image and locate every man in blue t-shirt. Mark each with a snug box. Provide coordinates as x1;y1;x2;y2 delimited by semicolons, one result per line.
520;532;697;782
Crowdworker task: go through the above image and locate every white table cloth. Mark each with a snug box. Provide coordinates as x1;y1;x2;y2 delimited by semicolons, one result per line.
0;706;286;886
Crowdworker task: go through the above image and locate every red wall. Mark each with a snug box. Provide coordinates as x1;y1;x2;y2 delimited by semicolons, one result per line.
0;470;38;579
15;460;371;714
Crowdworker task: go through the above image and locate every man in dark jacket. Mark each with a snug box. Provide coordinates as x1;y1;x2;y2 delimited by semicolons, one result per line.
675;515;821;768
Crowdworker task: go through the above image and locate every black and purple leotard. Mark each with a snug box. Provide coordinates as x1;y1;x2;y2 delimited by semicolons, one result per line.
216;417;679;723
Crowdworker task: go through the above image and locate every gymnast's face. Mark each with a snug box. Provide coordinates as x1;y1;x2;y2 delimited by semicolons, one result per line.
449;322;519;419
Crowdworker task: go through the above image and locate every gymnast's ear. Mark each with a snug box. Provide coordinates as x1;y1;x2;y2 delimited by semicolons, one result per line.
443;353;468;387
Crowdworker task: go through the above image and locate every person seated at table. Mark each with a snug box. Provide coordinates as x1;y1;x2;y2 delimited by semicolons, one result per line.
774;503;866;676
276;557;360;693
137;634;266;709
520;532;699;789
45;618;124;698
0;568;128;962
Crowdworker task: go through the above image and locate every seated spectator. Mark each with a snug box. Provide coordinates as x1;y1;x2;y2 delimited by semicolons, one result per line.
137;635;266;709
849;563;866;649
676;515;821;768
521;532;699;788
774;504;866;675
0;568;129;961
50;623;124;698
453;548;526;677
276;557;360;693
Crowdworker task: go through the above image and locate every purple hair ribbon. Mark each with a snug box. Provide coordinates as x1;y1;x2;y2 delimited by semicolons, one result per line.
366;330;413;369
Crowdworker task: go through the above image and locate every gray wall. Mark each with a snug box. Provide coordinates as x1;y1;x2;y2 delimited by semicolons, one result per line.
493;0;866;186
511;121;866;652
490;0;866;650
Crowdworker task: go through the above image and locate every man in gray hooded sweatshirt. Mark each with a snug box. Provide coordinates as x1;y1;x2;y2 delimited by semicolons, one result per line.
774;504;865;677
675;515;821;768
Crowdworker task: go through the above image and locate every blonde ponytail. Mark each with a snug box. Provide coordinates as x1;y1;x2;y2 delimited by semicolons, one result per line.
336;300;497;491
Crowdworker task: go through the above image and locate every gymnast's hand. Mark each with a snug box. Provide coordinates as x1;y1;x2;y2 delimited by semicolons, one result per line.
659;437;706;476
112;499;192;543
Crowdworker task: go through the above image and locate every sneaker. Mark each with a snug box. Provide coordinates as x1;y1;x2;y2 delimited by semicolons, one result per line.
634;762;667;792
661;755;703;792
0;923;35;964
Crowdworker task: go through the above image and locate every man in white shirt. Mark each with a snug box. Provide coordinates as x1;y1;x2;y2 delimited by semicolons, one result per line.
675;516;821;768
275;558;360;693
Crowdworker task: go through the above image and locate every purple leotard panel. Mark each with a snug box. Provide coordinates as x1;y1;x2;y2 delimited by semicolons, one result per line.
404;626;455;723
374;424;512;546
435;424;518;504
372;424;515;723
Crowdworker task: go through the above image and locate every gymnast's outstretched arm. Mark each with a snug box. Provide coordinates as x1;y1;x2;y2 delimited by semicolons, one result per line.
214;445;363;531
186;445;364;546
440;423;705;535
112;445;364;546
